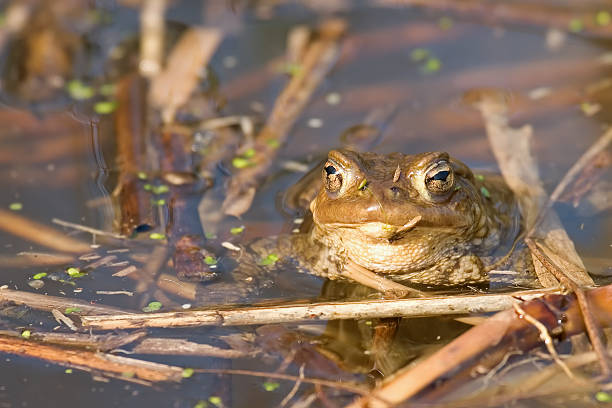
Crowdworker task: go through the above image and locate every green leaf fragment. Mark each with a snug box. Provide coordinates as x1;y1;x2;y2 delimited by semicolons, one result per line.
358;178;368;190
21;330;31;339
67;80;95;100
194;401;208;408
262;381;280;392
438;16;453;30
143;183;152;191
259;253;279;266
65;369;73;374
230;226;244;235
243;148;256;158
66;268;87;278
66;267;81;276
99;83;116;96
152;198;166;206
137;171;148;180
32;273;47;280
266;139;280;149
475;174;485;181
597;11;611;26
205;231;217;240
59;279;76;286
142;301;162;312
232;157;252;169
204;256;217;265
208;396;222;407
65;307;82;314
122;371;135;378
282;63;302;76
569;18;584;32
182;368;195;378
149;233;166;240
94;101;118;115
151;184;169;194
422;58;441;73
410;48;429;62
596;391;612;402
9;202;22;211
480;186;491;198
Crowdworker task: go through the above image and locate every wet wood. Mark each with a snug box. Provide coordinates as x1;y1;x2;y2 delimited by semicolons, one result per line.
0;287;130;315
0;208;91;254
0;328;147;352
113;74;155;235
52;218;126;240
139;0;167;78
149;27;222;123
0;335;183;383
79;288;558;330
346;284;612;408
132;338;257;358
222;18;347;217
468;90;594;287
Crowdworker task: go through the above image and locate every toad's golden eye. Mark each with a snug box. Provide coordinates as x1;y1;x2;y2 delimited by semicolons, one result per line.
425;161;454;194
323;162;343;193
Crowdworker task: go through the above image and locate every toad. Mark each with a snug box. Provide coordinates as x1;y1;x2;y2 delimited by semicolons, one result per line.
296;149;522;286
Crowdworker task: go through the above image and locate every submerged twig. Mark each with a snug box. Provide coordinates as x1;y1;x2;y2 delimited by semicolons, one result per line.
194;367;368;396
52;218;126;240
0;209;91;254
0;287;130;315
131;338;257;358
80;288;557;330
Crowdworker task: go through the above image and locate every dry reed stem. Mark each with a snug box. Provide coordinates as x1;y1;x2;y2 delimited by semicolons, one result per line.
79;288;557;330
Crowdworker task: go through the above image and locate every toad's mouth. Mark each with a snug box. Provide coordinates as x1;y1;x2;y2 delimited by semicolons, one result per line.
321;215;423;241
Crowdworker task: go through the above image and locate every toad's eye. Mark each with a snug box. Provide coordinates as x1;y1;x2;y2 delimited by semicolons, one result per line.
425;161;454;193
323;163;343;193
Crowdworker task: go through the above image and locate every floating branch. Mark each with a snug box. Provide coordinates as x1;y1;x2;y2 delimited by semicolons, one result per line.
80;288;558;330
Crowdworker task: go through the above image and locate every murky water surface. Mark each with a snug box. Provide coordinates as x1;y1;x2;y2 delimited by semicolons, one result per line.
0;2;610;407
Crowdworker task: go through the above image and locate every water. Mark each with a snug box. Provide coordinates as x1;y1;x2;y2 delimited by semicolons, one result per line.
0;1;610;407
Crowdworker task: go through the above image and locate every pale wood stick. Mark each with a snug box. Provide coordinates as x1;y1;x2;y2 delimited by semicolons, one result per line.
52;218;126;239
0;209;91;254
0;287;130;315
149;27;222;123
139;0;166;77
80;288;558;330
